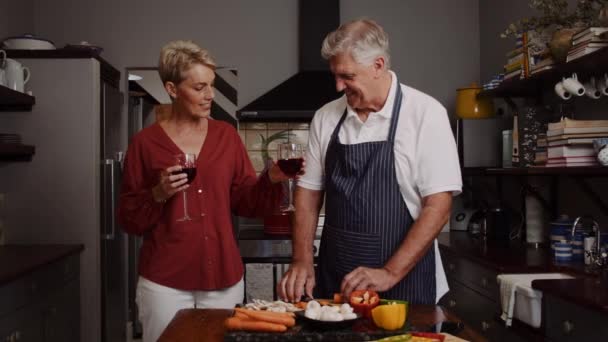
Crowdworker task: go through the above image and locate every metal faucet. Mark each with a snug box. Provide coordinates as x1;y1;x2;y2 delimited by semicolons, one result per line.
573;216;606;268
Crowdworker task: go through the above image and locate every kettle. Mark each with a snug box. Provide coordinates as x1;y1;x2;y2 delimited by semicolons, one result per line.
455;83;494;119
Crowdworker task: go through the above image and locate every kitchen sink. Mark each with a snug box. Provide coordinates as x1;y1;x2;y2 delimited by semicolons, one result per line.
497;273;575;328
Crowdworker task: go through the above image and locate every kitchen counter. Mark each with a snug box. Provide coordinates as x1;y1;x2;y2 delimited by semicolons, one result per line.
0;244;84;285
532;277;608;313
438;232;608;314
158;305;486;342
437;232;589;275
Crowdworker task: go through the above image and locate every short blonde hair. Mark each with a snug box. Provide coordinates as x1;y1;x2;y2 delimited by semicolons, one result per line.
158;40;216;85
321;18;390;69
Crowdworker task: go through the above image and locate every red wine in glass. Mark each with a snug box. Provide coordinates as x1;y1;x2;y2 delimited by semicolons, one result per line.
278;143;304;212
175;153;197;221
172;167;197;184
277;158;304;177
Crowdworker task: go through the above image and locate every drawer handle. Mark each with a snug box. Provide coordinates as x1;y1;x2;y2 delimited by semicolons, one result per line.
481;321;491;331
481;277;488;287
448;299;456;308
563;320;574;334
448;263;455;271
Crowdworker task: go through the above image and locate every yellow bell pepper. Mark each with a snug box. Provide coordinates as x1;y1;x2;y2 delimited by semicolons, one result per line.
371;302;407;330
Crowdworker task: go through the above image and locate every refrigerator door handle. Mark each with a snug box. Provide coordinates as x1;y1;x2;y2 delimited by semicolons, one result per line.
101;159;116;240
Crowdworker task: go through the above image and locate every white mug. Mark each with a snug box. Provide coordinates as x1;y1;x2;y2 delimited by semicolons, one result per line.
584;77;602;99
562;73;585;96
4;58;30;93
554;80;571;100
0;50;6;87
597;73;608;96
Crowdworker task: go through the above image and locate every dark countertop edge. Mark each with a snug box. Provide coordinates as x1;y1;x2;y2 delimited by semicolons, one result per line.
0;244;84;285
532;278;608;314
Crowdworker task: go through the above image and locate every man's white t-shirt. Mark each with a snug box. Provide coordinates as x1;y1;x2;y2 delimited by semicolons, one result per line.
298;71;462;302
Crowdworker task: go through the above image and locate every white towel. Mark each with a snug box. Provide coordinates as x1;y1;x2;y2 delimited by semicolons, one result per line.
496;273;574;327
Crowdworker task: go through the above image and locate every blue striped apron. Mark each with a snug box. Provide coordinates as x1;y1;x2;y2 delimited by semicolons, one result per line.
316;81;436;304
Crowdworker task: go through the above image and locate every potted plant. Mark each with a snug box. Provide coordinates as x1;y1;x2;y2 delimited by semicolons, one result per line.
501;0;608;62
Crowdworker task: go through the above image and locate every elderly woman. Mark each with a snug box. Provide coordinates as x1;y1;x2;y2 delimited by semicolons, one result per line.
118;40;288;342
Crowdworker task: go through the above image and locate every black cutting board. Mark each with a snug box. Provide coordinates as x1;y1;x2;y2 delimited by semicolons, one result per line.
223;317;411;342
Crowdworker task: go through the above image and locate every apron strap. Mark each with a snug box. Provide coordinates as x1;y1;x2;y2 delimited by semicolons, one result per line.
387;81;403;144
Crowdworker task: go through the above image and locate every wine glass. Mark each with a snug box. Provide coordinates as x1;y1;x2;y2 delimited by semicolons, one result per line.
278;143;304;212
173;153;197;221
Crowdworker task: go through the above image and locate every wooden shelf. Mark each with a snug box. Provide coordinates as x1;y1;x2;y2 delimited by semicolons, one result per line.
0;144;35;161
463;166;608;176
478;47;608;98
0;85;35;111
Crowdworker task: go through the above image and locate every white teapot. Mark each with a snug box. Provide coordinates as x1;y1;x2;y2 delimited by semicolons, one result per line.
4;58;30;92
0;50;6;87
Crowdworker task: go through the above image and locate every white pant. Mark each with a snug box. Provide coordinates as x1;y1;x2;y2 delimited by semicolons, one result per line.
136;276;244;342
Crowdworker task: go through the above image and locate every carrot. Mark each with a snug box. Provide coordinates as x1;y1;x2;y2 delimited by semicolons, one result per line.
224;317;287;332
234;311;249;319
234;308;296;327
295;301;308;310
333;293;344;304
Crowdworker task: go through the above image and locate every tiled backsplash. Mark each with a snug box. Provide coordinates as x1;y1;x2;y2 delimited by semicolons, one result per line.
238;122;310;173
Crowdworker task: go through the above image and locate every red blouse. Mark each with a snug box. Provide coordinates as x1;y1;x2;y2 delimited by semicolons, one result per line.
118;120;281;290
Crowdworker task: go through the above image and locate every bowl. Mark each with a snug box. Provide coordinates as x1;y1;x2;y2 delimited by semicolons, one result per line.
294;310;361;330
2;35;56;50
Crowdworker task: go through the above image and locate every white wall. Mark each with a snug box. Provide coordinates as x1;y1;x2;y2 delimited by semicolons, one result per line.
341;0;480;116
29;0;481;116
0;0;34;39
32;0;298;108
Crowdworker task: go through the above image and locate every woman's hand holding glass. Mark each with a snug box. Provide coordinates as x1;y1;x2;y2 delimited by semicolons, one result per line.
152;165;191;203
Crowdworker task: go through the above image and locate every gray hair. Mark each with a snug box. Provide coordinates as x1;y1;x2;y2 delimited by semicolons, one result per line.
321;19;390;69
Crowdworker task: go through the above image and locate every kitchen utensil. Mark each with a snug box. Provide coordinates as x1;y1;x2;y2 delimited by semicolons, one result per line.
455;82;494;119
2;34;55;50
4;58;30;92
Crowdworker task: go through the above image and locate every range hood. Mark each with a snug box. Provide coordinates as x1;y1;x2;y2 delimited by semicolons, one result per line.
238;0;341;122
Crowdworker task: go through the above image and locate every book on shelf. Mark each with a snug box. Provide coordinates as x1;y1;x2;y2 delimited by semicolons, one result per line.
506;53;524;65
504;69;522;80
547;137;604;146
566;46;607;62
547;132;608;141
545;155;599;167
547;145;596;158
572;27;608;41
530;64;554;75
546;126;608;137
572;36;608;47
548;117;608;130
545;161;599;167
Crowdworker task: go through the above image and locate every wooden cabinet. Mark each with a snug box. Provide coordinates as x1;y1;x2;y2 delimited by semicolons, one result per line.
439;248;526;341
544;294;608;342
0;253;80;342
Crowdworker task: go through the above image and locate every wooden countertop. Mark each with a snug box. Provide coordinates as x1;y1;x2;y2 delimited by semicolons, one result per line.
0;244;84;285
159;305;486;342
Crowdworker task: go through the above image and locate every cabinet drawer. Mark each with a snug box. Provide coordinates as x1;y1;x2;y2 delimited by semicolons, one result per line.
440;280;525;341
441;250;499;300
0;254;79;317
544;295;608;341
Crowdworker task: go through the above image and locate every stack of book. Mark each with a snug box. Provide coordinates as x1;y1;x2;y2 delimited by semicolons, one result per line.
545;118;608;167
566;27;608;62
533;134;548;165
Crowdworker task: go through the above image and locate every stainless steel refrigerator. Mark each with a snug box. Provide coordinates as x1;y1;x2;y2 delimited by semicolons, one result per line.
100;81;128;342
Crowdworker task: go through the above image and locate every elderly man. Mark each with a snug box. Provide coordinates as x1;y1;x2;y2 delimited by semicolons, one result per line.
278;19;462;305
